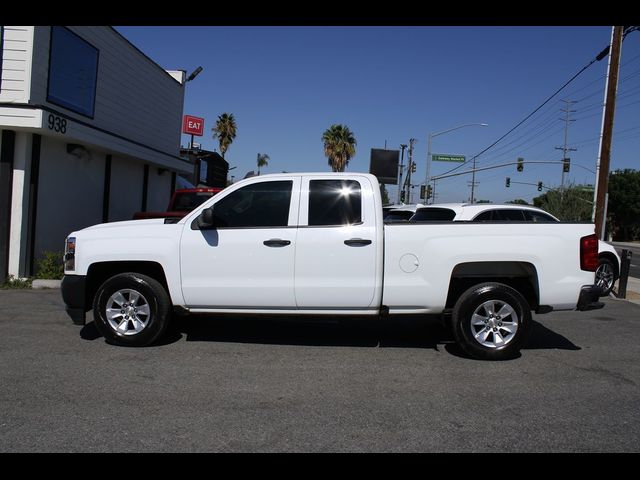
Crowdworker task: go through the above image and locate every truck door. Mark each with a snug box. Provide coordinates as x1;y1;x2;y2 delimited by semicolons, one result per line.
180;177;300;308
294;176;381;309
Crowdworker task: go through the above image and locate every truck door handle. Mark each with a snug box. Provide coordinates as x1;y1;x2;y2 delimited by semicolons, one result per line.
344;238;372;246
263;239;291;247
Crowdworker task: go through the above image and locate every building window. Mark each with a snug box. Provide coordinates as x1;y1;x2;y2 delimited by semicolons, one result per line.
47;26;99;118
308;180;362;226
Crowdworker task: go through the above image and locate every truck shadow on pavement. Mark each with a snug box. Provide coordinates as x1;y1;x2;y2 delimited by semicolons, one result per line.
80;315;581;358
169;315;580;356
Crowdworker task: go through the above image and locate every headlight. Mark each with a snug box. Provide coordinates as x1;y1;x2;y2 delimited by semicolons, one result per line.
64;236;76;271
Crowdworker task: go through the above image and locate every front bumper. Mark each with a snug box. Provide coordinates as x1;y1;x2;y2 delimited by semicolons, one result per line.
61;275;87;325
576;285;605;311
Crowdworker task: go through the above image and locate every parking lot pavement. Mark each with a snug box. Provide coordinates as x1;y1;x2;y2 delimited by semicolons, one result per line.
1;289;639;452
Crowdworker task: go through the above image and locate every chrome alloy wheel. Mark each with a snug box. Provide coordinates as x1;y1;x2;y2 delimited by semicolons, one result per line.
105;289;151;335
595;262;615;293
470;300;519;349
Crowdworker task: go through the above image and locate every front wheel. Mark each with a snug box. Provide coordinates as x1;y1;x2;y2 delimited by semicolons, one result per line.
93;272;172;346
451;282;532;360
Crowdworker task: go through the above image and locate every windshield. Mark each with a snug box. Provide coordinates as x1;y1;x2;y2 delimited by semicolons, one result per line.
172;192;216;212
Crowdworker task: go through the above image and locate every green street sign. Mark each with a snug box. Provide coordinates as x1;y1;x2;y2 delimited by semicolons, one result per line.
432;153;465;162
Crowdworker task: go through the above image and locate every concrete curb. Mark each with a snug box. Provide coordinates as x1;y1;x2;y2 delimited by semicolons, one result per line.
32;279;62;289
617;276;640;305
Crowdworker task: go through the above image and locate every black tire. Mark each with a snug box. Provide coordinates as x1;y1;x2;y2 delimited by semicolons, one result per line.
92;272;172;347
451;282;532;360
595;257;616;297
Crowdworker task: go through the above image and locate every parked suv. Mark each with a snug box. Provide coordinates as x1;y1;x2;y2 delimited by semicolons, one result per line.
409;203;621;296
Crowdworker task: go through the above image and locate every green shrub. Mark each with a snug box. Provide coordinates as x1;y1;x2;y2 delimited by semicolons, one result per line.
1;275;33;289
35;251;64;280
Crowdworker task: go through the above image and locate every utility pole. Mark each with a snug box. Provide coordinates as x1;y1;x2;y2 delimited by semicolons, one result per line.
594;26;624;240
404;138;416;203
555;99;577;188
397;144;407;204
469;155;479;203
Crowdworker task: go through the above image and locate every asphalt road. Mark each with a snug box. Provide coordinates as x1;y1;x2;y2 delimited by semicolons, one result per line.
1;289;639;452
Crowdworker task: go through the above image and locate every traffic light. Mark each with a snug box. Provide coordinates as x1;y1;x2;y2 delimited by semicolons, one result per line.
505;177;511;188
563;157;570;173
426;185;432;199
517;157;524;172
537;181;543;191
411;162;416;173
400;191;406;203
420;185;426;199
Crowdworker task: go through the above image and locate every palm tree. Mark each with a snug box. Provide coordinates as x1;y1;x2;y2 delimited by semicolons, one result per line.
257;153;270;175
322;124;356;172
212;113;237;159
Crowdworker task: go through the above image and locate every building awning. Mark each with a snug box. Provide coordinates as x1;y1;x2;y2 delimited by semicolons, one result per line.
0;103;192;174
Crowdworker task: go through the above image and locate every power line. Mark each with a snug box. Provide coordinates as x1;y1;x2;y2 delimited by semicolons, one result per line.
467;52;605;163
440;50;608;179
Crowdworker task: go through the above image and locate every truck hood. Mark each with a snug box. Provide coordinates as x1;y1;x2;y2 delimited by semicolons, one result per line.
82;218;170;231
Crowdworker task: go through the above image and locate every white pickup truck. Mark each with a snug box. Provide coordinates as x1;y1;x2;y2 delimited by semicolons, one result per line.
61;173;604;360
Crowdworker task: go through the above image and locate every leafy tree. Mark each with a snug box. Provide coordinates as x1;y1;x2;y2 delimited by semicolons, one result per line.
507;199;530;205
607;169;640;240
257;153;269;175
212;113;237;159
532;183;593;221
322;124;356;172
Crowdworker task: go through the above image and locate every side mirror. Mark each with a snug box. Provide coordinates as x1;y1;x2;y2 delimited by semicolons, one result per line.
197;207;215;229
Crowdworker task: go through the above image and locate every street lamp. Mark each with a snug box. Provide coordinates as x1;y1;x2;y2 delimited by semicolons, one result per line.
184;66;203;185
425;122;488;204
186;66;203;82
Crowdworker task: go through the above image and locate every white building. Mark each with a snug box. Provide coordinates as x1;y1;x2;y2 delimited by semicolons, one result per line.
0;26;190;279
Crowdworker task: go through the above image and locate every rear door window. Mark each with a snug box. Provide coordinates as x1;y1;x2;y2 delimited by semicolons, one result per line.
308;180;362;226
494;209;526;221
523;210;558;222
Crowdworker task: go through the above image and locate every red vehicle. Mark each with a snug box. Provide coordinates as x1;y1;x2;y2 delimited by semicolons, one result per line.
133;187;223;220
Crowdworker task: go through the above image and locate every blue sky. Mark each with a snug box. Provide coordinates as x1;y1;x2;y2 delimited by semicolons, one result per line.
115;26;640;204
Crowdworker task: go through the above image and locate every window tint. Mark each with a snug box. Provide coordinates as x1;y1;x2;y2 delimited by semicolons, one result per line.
475;209;526;221
173;192;215;212
410;208;456;222
473;210;494;221
495;209;526;221
523;210;558;222
47;27;99;117
212;181;292;228
384;210;414;222
309;180;362;226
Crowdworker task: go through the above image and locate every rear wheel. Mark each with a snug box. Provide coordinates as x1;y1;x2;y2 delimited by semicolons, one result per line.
451;282;532;360
93;272;171;346
595;258;616;296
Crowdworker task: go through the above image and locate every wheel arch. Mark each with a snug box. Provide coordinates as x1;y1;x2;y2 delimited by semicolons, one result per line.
445;261;539;311
85;261;170;311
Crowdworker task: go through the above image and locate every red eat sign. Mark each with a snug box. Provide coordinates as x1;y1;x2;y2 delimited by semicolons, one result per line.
182;115;204;136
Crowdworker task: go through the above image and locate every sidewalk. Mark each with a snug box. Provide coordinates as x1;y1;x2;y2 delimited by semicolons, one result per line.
616;276;640;305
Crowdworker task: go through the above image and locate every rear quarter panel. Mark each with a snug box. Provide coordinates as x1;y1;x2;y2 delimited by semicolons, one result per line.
383;222;597;313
